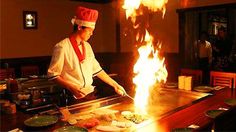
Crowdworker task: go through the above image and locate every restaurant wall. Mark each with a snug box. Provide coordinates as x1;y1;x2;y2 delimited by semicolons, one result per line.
0;0;117;59
1;0;235;58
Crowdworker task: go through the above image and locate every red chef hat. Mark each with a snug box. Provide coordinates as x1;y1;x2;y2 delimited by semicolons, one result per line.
71;6;98;29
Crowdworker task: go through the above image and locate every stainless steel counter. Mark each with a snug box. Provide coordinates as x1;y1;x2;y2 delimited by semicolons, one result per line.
43;88;211;120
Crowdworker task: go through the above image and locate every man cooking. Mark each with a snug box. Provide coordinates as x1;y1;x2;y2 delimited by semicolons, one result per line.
48;6;126;100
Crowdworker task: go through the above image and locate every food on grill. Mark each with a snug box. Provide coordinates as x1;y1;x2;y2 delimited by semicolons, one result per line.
121;111;148;124
111;120;133;128
96;125;126;132
76;118;100;129
66;113;95;125
100;113;117;122
82;118;100;129
91;109;118;122
74;113;95;120
68;117;77;125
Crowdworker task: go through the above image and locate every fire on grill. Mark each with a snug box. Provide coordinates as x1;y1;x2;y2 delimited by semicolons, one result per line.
123;0;168;116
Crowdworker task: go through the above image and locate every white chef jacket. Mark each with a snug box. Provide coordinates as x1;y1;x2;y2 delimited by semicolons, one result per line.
194;40;212;64
48;38;102;95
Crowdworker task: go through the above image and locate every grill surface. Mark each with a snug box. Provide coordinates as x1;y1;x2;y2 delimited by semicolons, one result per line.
44;88;211;119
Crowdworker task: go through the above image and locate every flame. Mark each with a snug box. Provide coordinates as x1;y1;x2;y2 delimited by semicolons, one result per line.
133;31;168;113
123;0;168;22
123;0;168;114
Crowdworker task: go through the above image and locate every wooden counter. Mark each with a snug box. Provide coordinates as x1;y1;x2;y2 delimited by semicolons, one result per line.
1;88;236;131
140;88;236;131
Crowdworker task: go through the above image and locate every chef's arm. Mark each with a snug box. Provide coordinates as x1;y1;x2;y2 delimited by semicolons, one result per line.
96;70;126;96
53;76;86;98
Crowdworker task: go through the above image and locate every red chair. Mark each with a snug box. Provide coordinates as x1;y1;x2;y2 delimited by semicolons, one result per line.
210;71;236;88
21;65;39;77
0;68;15;80
180;68;203;87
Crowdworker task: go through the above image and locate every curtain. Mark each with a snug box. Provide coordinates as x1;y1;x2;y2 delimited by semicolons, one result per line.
184;11;199;68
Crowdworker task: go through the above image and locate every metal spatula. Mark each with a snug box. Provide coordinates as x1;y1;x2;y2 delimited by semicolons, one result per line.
123;91;135;101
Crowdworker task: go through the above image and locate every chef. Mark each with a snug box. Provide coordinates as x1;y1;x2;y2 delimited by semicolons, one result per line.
48;6;126;99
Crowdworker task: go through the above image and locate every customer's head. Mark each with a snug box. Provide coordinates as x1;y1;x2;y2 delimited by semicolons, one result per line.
217;26;226;39
199;31;208;41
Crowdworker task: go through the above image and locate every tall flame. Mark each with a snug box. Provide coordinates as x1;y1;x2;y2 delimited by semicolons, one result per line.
123;0;168;114
133;31;167;113
123;0;168;23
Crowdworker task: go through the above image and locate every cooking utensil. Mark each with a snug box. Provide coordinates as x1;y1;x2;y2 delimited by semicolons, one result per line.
125;94;135;101
123;91;134;101
120;88;135;101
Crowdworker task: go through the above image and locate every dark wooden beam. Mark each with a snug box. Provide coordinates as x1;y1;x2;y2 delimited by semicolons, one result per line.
176;3;236;13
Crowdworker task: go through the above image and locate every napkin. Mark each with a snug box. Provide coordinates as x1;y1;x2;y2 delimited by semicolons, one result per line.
178;76;185;90
184;76;192;91
178;76;192;90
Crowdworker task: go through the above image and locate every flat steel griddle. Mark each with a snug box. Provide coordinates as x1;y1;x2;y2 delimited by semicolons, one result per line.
43;88;211;120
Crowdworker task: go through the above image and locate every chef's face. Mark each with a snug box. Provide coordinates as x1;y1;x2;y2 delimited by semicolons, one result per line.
80;27;94;41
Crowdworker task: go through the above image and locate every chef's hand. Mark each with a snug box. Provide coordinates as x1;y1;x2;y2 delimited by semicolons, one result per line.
67;84;86;99
114;84;126;96
54;77;86;99
71;89;86;99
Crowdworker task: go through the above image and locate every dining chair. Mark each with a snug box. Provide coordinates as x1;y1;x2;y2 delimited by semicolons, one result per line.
0;68;15;80
210;71;236;88
21;65;39;77
180;68;203;86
